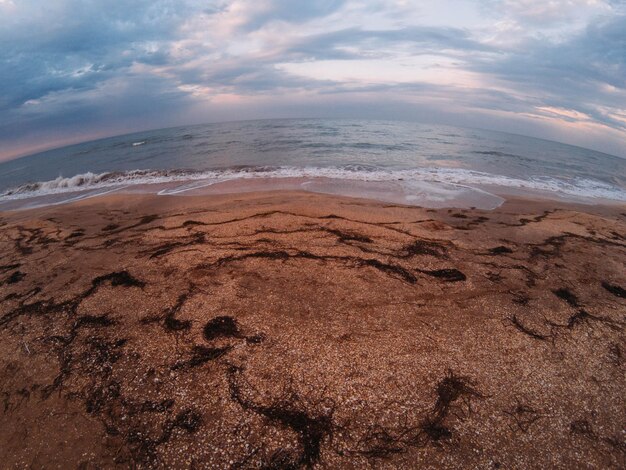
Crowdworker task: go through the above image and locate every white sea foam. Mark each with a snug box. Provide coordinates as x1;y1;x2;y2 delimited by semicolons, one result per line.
1;166;625;203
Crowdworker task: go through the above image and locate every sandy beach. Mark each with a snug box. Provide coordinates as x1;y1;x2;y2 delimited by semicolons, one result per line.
0;191;624;469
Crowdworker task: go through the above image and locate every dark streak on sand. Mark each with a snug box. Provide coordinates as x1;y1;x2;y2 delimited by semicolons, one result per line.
0;194;624;469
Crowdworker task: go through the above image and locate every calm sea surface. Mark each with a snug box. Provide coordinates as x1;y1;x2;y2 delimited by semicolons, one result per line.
0;119;624;209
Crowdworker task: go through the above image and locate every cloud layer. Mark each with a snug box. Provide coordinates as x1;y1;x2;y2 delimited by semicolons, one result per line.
1;0;625;159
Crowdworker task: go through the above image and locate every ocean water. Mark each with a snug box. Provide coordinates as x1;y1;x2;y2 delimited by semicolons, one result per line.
0;119;624;210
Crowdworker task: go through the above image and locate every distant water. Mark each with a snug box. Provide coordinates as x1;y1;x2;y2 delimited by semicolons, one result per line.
0;119;624;210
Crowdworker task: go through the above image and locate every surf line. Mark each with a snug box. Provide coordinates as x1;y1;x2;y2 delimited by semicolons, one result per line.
157;179;227;195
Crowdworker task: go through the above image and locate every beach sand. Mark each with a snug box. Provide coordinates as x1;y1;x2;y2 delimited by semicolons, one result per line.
0;191;624;469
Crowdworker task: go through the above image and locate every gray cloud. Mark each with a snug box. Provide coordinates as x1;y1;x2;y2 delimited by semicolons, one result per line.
0;0;625;160
0;0;207;109
284;25;495;60
471;14;626;128
236;0;346;31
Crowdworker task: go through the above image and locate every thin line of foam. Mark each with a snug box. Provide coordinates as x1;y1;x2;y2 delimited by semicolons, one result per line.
1;166;625;202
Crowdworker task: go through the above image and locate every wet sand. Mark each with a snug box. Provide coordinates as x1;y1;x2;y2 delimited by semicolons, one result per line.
0;191;625;469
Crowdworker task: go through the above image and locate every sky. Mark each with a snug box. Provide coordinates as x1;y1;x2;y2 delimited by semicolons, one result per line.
1;0;625;161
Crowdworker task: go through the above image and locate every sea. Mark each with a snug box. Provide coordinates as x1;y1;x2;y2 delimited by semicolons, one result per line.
0;119;624;211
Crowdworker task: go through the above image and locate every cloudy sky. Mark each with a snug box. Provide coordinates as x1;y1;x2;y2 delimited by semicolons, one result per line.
1;0;625;160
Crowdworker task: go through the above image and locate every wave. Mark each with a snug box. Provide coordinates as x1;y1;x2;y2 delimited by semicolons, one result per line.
1;166;625;202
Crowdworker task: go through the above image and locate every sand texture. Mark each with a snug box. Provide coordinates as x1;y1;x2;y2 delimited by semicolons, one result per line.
0;192;625;469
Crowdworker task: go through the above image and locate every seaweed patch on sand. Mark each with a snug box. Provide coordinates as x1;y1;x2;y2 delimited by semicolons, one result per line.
0;192;624;468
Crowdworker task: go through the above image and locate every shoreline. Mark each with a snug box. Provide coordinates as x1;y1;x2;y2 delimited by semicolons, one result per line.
1;191;624;468
2;189;626;224
1;174;625;213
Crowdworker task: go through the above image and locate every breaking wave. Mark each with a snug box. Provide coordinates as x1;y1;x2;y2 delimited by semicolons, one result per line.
1;166;625;202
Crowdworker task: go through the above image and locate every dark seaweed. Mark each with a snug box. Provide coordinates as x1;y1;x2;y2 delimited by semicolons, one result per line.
162;294;192;331
246;333;266;344
75;315;116;328
324;228;372;244
139;215;159;225
511;293;530;305
0;263;21;273
149;232;205;259
602;282;626;298
203;316;242;341
227;367;334;468
489;246;513;254
570;419;594;437
92;271;145;289
504;401;541;432
402;240;447;258
208;250;418;285
567;309;592;328
171;346;232;370
418;269;466;282
1;271;143;328
356;370;483;458
511;315;549;340
66;229;85;239
5;271;25;284
361;259;416;284
182;220;207;227
422;370;483;441
552;288;579;307
138;399;175;413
